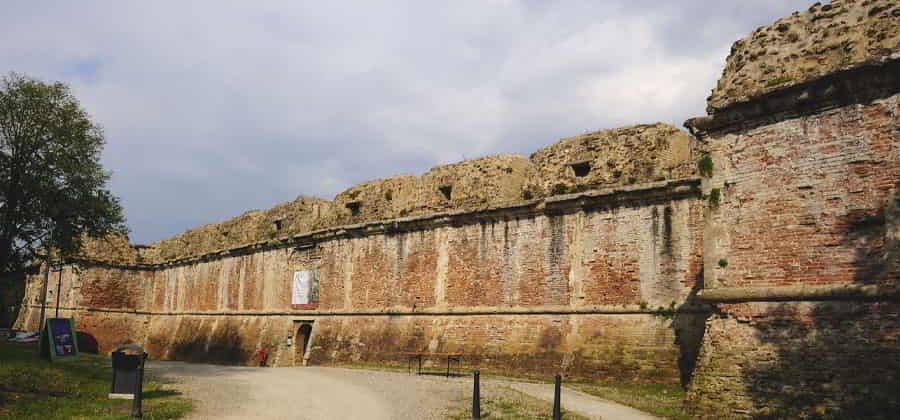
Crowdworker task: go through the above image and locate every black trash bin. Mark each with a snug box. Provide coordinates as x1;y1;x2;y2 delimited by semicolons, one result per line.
110;343;147;418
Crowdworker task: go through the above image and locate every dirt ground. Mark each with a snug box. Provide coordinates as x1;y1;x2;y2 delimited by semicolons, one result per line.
148;361;657;420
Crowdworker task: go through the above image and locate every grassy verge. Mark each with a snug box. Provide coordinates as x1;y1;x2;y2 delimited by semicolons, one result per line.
330;361;691;419
328;360;411;374
569;380;690;420
447;385;588;420
0;341;192;419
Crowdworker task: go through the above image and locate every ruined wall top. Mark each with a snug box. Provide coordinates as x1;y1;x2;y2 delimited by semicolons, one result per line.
76;233;145;264
144;196;333;261
418;154;536;212
75;122;695;264
529;123;695;195
331;174;420;225
707;0;899;112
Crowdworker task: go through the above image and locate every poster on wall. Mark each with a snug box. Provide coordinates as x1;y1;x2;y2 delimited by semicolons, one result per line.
292;270;319;305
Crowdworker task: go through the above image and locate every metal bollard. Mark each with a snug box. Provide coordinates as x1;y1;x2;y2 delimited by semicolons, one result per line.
472;370;481;419
552;374;561;420
131;353;146;418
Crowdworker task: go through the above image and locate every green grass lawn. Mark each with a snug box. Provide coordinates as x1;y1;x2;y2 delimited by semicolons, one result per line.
0;341;192;419
568;380;691;420
447;385;588;420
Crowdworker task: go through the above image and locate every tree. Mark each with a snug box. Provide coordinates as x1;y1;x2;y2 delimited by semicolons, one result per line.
0;72;126;274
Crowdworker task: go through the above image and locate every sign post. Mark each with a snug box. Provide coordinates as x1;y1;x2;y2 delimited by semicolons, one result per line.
42;317;79;361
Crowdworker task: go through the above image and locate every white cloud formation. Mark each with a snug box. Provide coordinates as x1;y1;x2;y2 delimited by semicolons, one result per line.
0;0;811;242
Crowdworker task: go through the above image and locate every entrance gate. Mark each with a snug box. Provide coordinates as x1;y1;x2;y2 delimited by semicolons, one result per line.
293;321;313;366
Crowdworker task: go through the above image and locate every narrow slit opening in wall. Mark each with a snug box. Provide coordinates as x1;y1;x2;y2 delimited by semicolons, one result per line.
439;185;452;201
346;201;361;216
273;219;284;231
385;190;393;201
568;160;591;177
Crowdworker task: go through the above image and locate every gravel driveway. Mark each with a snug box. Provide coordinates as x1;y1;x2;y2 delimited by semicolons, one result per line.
148;361;658;420
148;362;468;420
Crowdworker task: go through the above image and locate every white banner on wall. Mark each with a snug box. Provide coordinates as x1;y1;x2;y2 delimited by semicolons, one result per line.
292;271;311;305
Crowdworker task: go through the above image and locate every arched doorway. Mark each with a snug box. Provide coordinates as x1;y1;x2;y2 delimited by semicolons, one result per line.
294;322;313;366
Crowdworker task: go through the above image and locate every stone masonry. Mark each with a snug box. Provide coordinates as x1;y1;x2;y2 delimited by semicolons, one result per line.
16;125;706;384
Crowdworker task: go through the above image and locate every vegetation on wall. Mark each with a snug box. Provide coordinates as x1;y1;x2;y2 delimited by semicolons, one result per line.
707;188;721;207
697;154;713;178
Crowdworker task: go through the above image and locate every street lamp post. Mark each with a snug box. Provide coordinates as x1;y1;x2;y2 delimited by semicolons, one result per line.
36;248;51;357
54;263;63;318
34;207;73;357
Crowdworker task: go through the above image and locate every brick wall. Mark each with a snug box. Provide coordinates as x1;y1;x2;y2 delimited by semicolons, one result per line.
688;89;899;417
702;93;899;290
17;184;706;383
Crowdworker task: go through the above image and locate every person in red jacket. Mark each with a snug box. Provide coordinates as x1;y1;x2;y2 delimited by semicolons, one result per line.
258;348;268;367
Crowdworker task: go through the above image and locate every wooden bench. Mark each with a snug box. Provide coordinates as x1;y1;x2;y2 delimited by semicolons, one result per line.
400;352;462;377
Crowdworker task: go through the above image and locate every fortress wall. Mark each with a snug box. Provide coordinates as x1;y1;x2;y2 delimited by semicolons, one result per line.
700;94;899;291
18;181;705;382
682;1;900;413
685;51;899;420
17;3;897;414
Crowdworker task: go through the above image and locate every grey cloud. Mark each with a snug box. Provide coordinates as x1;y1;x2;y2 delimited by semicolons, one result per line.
0;0;811;242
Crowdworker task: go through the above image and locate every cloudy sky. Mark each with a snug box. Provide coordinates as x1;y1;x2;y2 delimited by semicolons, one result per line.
2;1;810;243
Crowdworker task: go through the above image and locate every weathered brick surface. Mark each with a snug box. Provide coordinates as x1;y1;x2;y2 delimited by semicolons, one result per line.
17;194;705;382
307;313;690;381
689;89;899;417
702;93;899;289
688;302;900;418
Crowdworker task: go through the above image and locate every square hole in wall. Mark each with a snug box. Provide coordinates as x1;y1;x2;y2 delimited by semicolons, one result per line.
439;185;453;201
346;201;361;216
567;160;591;177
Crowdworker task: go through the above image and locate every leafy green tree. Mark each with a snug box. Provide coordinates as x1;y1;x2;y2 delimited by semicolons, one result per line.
0;72;126;274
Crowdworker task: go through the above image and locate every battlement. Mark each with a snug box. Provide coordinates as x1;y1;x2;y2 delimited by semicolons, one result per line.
708;0;899;112
80;123;696;263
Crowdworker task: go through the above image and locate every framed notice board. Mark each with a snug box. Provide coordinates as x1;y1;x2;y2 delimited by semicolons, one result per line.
42;317;79;361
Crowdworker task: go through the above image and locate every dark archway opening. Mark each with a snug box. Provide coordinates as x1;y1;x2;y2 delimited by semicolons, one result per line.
295;323;313;366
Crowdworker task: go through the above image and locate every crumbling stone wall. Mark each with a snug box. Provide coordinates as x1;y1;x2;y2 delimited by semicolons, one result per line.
331;175;419;225
147;196;333;261
707;0;900;112
77;233;145;264
417;154;537;211
68;124;694;263
528;123;696;196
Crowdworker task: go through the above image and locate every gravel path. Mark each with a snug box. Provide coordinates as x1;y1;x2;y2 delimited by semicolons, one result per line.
500;381;659;420
148;361;658;419
148;362;468;420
